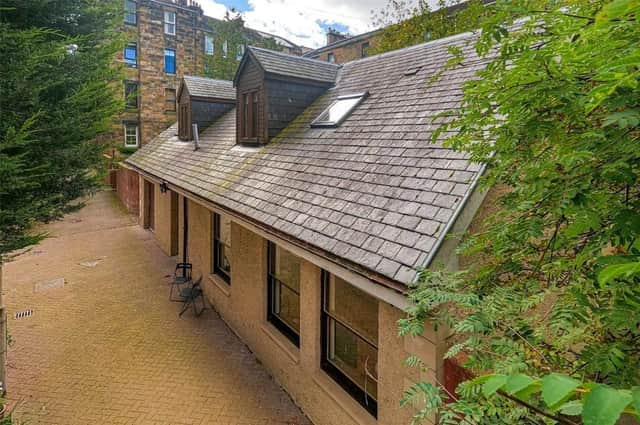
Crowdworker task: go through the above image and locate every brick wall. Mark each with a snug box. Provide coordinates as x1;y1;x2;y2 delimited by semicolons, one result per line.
114;167;140;215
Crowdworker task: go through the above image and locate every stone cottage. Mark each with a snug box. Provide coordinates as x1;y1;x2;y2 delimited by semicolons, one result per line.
125;32;490;425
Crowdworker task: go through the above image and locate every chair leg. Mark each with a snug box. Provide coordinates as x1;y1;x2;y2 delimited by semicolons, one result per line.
179;296;192;317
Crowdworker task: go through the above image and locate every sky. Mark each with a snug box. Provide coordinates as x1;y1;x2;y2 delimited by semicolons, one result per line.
198;0;404;49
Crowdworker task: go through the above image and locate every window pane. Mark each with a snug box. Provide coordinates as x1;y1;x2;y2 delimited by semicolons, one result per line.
251;92;258;137
204;35;214;55
124;44;137;66
125;82;138;108
274;246;300;293
328;319;378;401
164;49;175;73
314;97;361;126
327;276;378;345
272;280;300;332
164;11;176;34
124;124;138;147
212;213;231;282
124;0;136;24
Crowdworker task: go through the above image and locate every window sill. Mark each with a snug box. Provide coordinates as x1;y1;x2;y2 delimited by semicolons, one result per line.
312;372;377;425
164;110;176;114
165;73;176;76
260;322;299;365
207;274;230;297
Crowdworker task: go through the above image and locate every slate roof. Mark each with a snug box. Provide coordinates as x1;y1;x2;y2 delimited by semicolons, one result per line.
126;31;489;288
182;76;235;100
244;46;340;84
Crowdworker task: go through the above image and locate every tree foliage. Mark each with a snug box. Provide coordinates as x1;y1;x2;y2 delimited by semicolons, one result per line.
372;0;493;54
203;11;282;81
399;0;640;423
0;0;123;257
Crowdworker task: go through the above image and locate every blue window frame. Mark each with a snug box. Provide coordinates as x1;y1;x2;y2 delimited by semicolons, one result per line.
124;43;137;67
164;48;176;74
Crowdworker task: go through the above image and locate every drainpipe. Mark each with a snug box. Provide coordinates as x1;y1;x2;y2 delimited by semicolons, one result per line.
182;196;188;277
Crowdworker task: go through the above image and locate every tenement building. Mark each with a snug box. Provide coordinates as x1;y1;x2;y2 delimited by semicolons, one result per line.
304;28;382;64
125;33;491;424
113;0;300;212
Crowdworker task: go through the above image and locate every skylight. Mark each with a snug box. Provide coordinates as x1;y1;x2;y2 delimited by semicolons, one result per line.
311;92;368;128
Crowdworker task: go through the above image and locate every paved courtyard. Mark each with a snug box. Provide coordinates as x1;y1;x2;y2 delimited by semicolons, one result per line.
3;191;310;425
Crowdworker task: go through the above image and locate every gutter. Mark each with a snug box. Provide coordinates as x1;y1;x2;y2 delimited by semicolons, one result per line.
123;162;412;309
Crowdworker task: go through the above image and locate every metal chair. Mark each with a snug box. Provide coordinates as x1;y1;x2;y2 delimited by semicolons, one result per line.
170;263;192;302
179;275;205;317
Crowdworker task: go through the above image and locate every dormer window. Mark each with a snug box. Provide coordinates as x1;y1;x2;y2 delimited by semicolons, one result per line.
311;92;368;128
241;91;258;141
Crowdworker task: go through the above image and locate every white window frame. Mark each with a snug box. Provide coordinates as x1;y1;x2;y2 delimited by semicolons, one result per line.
124;0;136;24
204;34;214;56
222;40;228;58
311;92;369;128
164;10;176;35
124;123;139;147
236;44;245;61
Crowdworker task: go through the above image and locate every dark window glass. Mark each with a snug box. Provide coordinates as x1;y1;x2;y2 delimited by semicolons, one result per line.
212;213;231;283
124;81;138;109
124;43;137;67
321;272;378;417
165;88;176;112
164;48;176;74
124;0;136;24
267;242;300;346
361;42;370;58
327;52;335;63
251;92;258;138
243;93;249;137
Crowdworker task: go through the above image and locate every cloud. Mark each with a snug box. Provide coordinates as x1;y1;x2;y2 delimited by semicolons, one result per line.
200;0;229;19
241;0;387;48
199;0;429;49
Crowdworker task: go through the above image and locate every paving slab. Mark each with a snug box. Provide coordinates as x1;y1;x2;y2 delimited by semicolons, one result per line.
3;191;310;425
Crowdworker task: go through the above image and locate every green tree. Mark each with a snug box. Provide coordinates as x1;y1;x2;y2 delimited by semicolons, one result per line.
372;0;493;54
203;11;283;81
399;0;640;423
0;0;122;257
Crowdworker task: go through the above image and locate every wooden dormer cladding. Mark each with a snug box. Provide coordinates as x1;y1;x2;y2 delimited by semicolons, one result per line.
178;87;192;141
235;58;265;144
177;76;236;141
234;47;339;145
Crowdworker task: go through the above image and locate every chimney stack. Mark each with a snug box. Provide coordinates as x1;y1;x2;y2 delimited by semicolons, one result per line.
326;28;347;46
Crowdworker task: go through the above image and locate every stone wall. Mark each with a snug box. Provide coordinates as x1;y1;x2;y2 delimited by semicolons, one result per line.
309;33;382;65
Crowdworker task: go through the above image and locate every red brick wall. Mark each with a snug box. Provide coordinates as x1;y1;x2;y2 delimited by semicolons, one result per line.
114;167;140;215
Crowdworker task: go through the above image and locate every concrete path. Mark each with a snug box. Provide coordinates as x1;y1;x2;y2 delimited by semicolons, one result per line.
3;191;310;425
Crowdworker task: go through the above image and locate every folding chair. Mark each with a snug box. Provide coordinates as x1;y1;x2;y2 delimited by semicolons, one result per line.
170;262;192;302
179;275;205;317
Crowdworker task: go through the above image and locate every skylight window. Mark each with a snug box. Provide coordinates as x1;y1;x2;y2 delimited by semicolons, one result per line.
311;92;368;128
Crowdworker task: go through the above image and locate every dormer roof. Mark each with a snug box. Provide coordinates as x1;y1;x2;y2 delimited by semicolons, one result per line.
179;75;236;101
233;46;340;86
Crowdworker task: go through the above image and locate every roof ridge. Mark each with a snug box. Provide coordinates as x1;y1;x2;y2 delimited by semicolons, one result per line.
342;29;479;66
183;75;233;84
248;45;341;68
